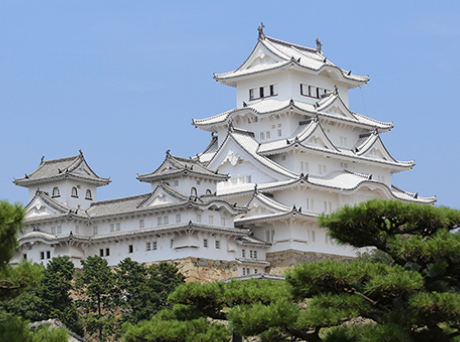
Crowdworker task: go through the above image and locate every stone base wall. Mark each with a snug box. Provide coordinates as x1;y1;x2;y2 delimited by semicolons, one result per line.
266;249;354;276
145;257;239;283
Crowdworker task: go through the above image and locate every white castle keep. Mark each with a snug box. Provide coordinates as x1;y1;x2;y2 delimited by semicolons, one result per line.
12;26;435;278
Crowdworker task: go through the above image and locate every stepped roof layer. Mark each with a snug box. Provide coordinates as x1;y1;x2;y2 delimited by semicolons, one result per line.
14;151;110;187
257;121;414;172
192;96;393;132
137;151;228;183
214;33;368;88
217;172;436;205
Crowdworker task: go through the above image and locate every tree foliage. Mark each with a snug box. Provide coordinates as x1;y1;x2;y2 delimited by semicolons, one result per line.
124;200;460;342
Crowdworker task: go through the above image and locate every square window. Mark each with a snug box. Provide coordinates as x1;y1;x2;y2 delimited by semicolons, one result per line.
203;239;208;248
146;242;151;251
93;226;98;235
164;216;169;224
153;241;158;250
129;245;133;253
170;239;174;248
215;240;220;249
139;219;144;228
46;251;51;259
254;269;258;274
100;249;104;257
254;250;257;259
208;215;214;224
250;250;253;258
110;223;114;232
221;217;226;226
266;131;271;139
242;249;246;258
157;217;162;225
23;254;27;260
106;248;110;256
116;223;120;231
260;132;265;140
40;252;45;260
176;214;181;223
196;214;201;223
57;226;62;234
51;227;56;234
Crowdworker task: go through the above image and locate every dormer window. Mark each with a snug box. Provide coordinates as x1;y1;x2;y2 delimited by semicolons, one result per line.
71;187;78;198
85;189;92;200
52;187;60;198
249;84;277;100
191;187;197;198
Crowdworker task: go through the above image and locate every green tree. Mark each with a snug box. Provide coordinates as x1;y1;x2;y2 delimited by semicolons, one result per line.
40;256;82;335
116;258;185;325
125;200;460;342
76;255;117;341
123;278;291;341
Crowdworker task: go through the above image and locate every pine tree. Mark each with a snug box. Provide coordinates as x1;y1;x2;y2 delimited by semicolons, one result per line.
76;255;117;341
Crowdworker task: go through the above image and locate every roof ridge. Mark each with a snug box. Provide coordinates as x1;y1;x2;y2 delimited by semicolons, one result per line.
89;193;151;207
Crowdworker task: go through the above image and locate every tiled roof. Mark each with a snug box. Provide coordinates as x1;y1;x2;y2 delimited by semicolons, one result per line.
207;129;297;180
137;152;228;183
14;152;110;187
192;98;392;132
221;273;285;282
214;35;368;88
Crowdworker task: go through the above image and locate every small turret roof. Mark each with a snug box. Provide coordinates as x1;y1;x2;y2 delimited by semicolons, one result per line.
14;152;110;188
137;151;228;183
214;30;368;88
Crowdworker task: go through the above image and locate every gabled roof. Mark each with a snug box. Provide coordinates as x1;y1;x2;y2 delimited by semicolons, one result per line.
137;151;228;183
22;191;87;224
192;98;392;132
217;172;436;205
206;128;298;180
197;134;219;164
214;33;368;88
235;191;315;225
14;152;110;188
258;118;339;155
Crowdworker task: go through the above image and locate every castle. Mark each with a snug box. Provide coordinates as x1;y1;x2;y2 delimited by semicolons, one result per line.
12;26;435;280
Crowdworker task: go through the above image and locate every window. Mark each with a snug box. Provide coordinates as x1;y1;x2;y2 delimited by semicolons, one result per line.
23;254;27;260
254;268;258;274
300;161;309;173
52;187;60;198
176;214;181;223
157;216;163;225
139;219;144;228
249;89;254;100
221;217;226;226
46;251;51;259
259;87;264;98
260;132;265;140
196;214;201;223
71;187;78;198
100;249;104;257
242;249;246;258
340;162;348;169
93;226;98;235
129;245;133;253
85;189;92;200
243;268;246;276
105;248;110;256
340;136;348;147
173;180;179;186
270;85;275;96
306;198;315;211
206;189;212;195
311;230;316;242
51;227;56;234
116;223;120;231
146;242;151;251
164;216;169;224
110;224;114;232
250;250;253;258
191;187;197;197
40;252;45;260
170;239;174;248
254;250;258;259
318;164;327;175
324;201;332;213
208;215;214;224
57;226;62;234
246;175;252;183
266;131;270;139
203;239;208;248
75;225;79;234
215;240;220;249
153;241;158;250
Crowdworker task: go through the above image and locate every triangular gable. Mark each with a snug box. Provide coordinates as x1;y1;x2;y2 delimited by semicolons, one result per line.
239;193;289;220
138;185;185;208
297;121;338;152
356;134;396;162
234;40;285;74
25;195;67;218
317;94;357;121
207;132;295;184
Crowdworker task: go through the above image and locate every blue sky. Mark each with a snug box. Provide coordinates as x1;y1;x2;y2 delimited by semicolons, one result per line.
1;1;459;208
